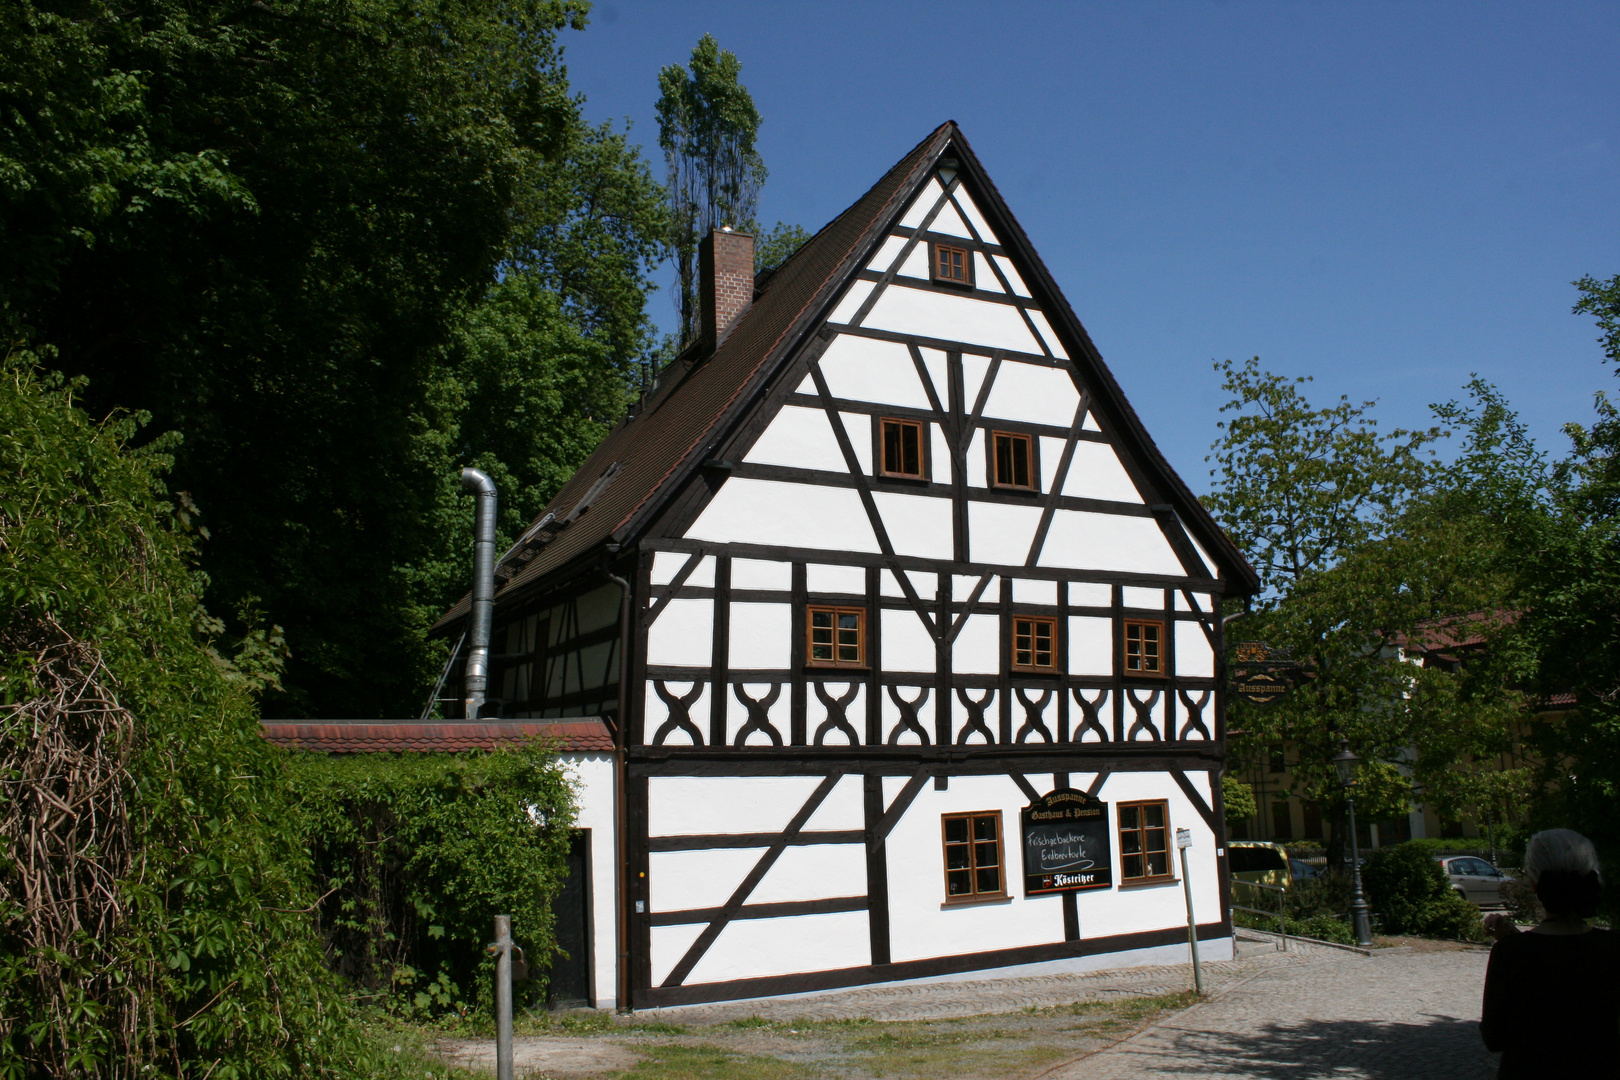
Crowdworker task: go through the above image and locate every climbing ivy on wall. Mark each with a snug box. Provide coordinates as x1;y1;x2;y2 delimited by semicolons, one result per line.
288;744;578;1015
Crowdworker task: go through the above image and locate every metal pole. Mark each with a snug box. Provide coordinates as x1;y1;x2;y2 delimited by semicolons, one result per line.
494;915;513;1080
1278;882;1288;952
1176;828;1204;994
1346;796;1373;946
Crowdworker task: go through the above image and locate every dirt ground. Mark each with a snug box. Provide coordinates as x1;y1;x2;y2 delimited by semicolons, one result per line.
432;990;1200;1079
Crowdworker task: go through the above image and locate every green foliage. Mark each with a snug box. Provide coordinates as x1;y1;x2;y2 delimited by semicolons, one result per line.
1493;274;1620;922
1361;842;1483;940
290;743;577;1015
1500;875;1542;924
756;221;813;275
1221;774;1256;825
657;33;767;346
1204;357;1443;601
1208;359;1534;858
0;353;392;1076
3;0;667;720
1293;913;1358;944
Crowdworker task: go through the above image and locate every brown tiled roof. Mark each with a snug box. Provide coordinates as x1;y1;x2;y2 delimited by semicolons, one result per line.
433;125;952;630
434;121;1258;630
261;720;614;753
1395;610;1519;653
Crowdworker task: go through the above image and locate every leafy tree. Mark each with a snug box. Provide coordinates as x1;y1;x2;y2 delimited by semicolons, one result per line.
2;0;667;719
1206;359;1532;858
1505;274;1620;910
0;353;387;1076
756;220;813;275
656;33;766;347
1222;774;1257;826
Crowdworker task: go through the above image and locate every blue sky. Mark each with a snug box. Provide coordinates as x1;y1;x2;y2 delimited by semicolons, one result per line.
563;2;1619;488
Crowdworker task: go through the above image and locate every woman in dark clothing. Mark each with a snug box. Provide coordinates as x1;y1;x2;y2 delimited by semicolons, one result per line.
1480;829;1620;1079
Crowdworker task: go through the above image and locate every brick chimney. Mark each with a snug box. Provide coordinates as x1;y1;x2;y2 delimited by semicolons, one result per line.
699;227;754;353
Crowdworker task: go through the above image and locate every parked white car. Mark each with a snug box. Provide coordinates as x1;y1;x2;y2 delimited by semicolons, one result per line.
1437;855;1512;907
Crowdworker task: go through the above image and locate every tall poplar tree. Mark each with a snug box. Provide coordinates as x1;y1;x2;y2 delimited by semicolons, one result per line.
656;33;767;347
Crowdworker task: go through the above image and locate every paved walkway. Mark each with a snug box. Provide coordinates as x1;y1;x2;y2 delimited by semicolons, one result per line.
632;939;1330;1025
1055;942;1496;1079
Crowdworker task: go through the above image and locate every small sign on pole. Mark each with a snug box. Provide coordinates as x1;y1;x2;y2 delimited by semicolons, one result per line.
1176;828;1205;994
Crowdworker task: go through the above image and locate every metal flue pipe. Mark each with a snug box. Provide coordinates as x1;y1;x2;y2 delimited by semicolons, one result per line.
460;467;498;719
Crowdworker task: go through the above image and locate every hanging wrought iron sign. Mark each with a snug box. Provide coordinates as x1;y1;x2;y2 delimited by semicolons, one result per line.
1229;643;1313;706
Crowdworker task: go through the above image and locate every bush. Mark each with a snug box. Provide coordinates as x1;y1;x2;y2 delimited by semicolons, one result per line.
1293;914;1358;945
1234;905;1357;945
1500;875;1543;923
0;356;391;1075
1362;841;1485;940
290;744;577;1016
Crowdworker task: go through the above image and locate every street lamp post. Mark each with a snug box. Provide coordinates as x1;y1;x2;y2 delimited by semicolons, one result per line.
1333;740;1375;947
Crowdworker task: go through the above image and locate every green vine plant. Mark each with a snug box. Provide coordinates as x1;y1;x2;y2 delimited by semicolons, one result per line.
288;741;578;1023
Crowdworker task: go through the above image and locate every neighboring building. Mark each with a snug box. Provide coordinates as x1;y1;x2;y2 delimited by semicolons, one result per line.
275;122;1259;1010
1227;613;1561;850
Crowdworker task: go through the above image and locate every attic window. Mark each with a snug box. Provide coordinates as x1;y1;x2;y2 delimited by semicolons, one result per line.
932;243;972;286
880;418;925;479
991;432;1034;490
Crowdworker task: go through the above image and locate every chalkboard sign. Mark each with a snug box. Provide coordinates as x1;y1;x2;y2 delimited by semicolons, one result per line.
1021;789;1112;895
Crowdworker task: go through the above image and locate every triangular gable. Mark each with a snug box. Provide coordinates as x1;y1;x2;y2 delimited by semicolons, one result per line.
437;122;1255;630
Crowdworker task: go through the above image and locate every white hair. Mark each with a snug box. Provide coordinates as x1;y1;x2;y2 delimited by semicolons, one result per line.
1523;829;1601;884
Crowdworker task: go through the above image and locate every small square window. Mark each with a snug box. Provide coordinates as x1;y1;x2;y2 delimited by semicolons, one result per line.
880;418;926;479
1124;619;1163;675
1012;616;1057;672
942;811;1005;900
1118;800;1173;883
932;243;973;286
991;431;1034;490
807;606;865;668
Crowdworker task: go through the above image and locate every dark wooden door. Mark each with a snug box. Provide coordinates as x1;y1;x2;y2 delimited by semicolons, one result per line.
547;829;593;1008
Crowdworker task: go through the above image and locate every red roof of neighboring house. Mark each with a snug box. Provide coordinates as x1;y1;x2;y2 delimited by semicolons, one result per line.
261;720;614;754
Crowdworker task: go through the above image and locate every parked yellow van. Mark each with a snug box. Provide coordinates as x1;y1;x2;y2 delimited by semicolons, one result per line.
1229;840;1292;908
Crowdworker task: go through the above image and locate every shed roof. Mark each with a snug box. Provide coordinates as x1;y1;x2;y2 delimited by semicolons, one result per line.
261;719;614;753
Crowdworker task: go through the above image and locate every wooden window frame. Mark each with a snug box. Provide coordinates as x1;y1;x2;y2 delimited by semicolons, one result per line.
932;242;973;287
1123;618;1165;676
941;810;1007;902
1011;615;1059;674
805;605;866;669
878;416;928;480
1118;800;1175;885
990;430;1037;491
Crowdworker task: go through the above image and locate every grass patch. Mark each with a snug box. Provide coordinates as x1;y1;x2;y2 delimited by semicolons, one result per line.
609;1044;823;1079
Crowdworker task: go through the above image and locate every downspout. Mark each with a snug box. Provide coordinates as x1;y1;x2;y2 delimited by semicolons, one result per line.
460;468;498;719
605;569;633;1012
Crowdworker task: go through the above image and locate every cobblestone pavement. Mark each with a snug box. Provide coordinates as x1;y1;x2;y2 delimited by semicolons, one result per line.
632;937;1342;1025
1051;943;1496;1079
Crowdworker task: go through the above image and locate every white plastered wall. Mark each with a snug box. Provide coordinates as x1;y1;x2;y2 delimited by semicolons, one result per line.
560;752;619;1008
646;774;870;986
884;774;1065;963
1067;770;1225;943
881;770;1225;967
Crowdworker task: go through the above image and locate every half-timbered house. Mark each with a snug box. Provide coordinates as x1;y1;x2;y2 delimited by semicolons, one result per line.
428;122;1259;1010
